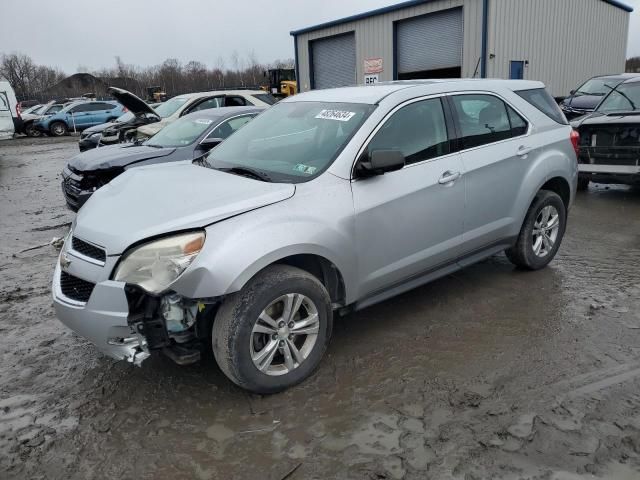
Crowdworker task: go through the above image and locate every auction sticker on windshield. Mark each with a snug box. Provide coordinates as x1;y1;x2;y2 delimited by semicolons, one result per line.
294;164;317;175
315;110;356;122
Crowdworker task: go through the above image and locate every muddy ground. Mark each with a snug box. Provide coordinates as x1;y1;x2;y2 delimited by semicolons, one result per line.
1;136;640;480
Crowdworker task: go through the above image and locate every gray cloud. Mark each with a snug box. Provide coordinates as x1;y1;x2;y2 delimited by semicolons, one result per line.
0;0;638;74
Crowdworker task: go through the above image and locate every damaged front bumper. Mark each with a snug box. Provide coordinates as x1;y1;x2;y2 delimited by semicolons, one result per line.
52;261;150;365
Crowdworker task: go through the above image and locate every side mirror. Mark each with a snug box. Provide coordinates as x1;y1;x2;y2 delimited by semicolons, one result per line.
357;149;405;177
569;90;576;95
198;137;223;150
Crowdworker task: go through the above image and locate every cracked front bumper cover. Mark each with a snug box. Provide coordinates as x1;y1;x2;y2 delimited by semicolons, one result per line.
52;262;149;365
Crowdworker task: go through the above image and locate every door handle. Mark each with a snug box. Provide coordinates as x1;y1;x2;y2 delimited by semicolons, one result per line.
517;145;533;157
438;171;461;184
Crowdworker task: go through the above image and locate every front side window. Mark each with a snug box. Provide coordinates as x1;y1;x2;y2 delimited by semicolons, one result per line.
144;116;218;148
596;82;640;113
207;115;255;140
185;97;221;115
205;101;374;183
367;98;450;165
452;94;511;149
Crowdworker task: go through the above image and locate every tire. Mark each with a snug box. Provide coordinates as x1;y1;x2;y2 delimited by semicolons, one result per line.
577;174;590;191
49;121;68;137
212;265;333;394
505;190;567;270
25;122;42;137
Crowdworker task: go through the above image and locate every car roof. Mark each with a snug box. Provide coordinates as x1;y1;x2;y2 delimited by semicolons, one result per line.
590;73;640;82
286;79;544;105
179;106;265;122
620;75;640;84
173;90;266;100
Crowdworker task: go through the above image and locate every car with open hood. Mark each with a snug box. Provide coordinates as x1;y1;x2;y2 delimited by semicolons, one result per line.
560;74;638;120
52;79;577;394
62;106;263;211
135;89;276;141
572;75;640;190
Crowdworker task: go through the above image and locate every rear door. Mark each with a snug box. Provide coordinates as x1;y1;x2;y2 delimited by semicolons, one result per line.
88;102;117;126
448;93;532;255
352;96;465;298
68;104;94;129
0;92;14;139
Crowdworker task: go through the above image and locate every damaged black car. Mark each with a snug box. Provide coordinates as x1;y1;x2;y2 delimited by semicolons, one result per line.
573;76;640;190
62;106;263;211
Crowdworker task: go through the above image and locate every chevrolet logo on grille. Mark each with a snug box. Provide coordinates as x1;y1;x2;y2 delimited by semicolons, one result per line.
60;253;72;269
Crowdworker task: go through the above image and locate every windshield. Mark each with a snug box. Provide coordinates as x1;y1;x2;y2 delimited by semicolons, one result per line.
596;82;640;113
145;116;215;147
205;101;374;182
576;78;617;96
153;97;188;118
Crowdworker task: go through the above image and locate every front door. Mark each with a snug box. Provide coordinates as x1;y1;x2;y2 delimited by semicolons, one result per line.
449;93;532;254
352;97;465;299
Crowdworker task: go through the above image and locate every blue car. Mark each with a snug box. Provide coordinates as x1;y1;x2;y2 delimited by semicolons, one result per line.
36;100;125;137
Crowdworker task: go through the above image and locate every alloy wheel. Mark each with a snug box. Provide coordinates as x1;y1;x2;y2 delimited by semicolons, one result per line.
532;205;560;257
250;293;320;376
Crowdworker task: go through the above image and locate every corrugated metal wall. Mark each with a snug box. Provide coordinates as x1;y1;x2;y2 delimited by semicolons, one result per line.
295;0;484;92
294;0;629;96
486;0;629;96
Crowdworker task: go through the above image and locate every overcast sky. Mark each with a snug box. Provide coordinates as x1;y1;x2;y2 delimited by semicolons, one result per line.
0;0;638;73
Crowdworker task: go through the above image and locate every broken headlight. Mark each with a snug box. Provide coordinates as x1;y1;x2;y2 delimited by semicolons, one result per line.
113;231;205;294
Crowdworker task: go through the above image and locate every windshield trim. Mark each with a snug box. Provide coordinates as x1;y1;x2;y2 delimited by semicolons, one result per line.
203;101;376;184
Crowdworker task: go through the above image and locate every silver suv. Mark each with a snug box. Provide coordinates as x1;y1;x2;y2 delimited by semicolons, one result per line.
52;80;578;393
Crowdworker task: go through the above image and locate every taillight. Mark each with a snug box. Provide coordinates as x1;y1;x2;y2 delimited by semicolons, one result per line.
570;130;579;157
16;103;22;118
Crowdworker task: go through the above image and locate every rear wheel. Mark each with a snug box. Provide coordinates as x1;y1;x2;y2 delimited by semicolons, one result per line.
49;121;68;137
505;190;567;270
212;265;333;394
25;122;41;137
577;174;590;191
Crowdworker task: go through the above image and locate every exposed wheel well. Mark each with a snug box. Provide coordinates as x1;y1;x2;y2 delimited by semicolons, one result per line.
540;177;570;210
275;254;346;307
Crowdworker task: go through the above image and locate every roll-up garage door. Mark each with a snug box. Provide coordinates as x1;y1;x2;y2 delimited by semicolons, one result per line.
311;33;356;90
396;8;463;78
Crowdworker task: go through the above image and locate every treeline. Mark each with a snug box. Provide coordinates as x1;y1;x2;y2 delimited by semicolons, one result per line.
1;52;294;100
626;57;640;73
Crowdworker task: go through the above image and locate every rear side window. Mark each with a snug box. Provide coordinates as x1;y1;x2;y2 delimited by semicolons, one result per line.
185;97;222;115
253;93;278;105
515;88;568;125
507;105;528;136
451;94;512;149
225;96;247;107
367;98;450;165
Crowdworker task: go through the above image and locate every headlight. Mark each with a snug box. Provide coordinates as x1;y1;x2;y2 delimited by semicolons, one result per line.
113;231;205;294
89;132;102;138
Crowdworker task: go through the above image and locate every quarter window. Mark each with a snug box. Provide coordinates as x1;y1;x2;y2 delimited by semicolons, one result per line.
367;98;450;165
186;97;222;115
451;94;512;149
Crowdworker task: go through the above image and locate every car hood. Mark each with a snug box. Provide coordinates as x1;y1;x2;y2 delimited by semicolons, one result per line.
563;94;602;110
137;120;167;137
68;144;176;171
108;87;159;118
74;163;295;255
571;111;640;129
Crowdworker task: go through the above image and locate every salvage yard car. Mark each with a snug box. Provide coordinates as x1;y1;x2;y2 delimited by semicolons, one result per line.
573;75;640;189
36;100;125;136
22;101;65;137
135;89;276;140
52;79;577;393
62;106;263;210
560;74;637;120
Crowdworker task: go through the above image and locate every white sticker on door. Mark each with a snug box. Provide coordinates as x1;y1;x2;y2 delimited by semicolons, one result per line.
315;109;356;122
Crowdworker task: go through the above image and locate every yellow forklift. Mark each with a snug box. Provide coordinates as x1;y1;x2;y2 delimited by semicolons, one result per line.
263;69;297;98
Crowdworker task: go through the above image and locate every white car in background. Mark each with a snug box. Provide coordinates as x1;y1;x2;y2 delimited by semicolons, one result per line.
0;80;19;140
136;89;277;140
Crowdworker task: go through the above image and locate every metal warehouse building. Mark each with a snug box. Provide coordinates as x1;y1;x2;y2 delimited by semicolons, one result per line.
290;0;632;96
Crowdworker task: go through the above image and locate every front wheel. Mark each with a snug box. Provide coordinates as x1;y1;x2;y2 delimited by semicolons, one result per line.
505;190;567;270
25;122;42;137
212;265;333;394
49;121;68;137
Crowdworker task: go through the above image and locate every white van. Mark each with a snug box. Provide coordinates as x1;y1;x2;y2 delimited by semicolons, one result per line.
0;80;19;140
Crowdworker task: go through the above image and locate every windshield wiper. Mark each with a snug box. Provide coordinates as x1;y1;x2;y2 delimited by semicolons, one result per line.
217;166;271;182
144;143;164;148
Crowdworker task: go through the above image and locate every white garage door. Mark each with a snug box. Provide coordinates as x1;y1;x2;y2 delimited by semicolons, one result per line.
396;8;463;75
311;33;356;90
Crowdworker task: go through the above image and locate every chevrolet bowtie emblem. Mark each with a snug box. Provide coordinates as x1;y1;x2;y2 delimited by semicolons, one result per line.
60;253;72;269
